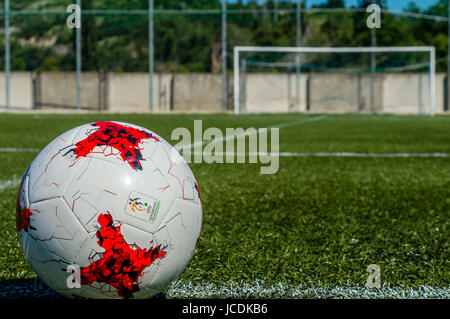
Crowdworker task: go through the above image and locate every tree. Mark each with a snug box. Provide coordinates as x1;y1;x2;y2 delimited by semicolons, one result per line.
81;0;98;71
323;0;345;8
6;0;449;73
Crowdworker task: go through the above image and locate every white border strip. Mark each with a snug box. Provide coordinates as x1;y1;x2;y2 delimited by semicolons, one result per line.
0;279;448;299
168;280;450;299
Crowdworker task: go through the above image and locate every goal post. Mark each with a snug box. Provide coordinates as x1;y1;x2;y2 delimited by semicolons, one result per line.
233;46;436;116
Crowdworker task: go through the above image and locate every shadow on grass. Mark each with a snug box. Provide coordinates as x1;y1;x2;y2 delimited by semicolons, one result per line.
0;277;60;299
0;278;169;299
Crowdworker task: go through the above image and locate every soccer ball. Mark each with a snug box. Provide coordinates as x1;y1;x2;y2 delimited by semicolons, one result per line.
16;121;202;299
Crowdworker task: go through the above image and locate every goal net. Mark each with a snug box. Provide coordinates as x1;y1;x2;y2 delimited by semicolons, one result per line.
234;46;436;116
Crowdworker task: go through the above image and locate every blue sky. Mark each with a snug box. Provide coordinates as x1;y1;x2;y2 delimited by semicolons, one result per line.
230;1;440;12
327;0;438;11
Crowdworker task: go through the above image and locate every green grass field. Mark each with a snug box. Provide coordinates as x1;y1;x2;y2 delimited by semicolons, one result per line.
0;113;449;298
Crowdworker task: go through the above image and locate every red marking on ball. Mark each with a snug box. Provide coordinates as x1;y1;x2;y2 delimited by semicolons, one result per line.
69;122;159;171
80;212;166;298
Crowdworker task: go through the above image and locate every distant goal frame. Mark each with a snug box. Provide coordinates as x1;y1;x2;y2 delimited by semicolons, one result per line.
233;46;436;116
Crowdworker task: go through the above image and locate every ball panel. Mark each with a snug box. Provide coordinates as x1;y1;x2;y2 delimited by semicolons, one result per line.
27;126;83;204
27;258;74;292
150;140;200;203
27;198;84;243
63;156;176;235
150;199;202;290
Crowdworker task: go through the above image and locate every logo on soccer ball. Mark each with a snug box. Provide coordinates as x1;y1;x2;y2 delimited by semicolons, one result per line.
125;191;160;224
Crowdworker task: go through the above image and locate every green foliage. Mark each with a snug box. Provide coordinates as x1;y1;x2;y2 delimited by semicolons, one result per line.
36;57;59;71
3;0;450;72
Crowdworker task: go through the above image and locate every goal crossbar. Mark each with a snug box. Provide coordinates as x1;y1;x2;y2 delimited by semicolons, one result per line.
233;46;436;115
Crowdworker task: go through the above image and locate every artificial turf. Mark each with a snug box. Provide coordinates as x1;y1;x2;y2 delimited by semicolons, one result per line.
0;113;448;298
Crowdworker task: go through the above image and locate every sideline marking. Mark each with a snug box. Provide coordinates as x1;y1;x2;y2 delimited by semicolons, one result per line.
0;148;40;153
0;177;22;192
191;151;450;158
167;280;450;299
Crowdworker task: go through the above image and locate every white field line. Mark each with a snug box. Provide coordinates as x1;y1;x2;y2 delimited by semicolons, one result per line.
1;146;447;159
279;152;450;158
268;114;328;129
0;147;40;152
0;177;22;192
187;115;328;150
0;146;448;158
167;280;450;299
191;151;450;158
0;117;328;156
182;117;449;159
0;145;447;163
0;279;448;299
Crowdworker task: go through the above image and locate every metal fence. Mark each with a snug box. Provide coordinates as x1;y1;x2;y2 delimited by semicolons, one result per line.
1;0;450;112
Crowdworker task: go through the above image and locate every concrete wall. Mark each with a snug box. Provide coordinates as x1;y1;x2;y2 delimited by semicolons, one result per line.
244;73;308;113
39;72;101;109
172;74;223;113
243;72;440;114
107;73;222;113
307;73;385;113
0;71;448;114
108;73;150;113
382;73;445;114
107;73;172;112
0;72;34;109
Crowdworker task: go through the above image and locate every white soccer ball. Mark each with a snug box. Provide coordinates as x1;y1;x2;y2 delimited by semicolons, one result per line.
16;121;202;299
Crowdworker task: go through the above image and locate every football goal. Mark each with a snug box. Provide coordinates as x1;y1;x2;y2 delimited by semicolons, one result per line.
233;46;436;116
